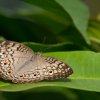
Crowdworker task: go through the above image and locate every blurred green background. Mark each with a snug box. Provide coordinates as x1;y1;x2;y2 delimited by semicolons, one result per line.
0;0;100;100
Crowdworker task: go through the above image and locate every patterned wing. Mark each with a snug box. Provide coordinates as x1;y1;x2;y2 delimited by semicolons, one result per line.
0;41;73;83
11;55;73;83
41;56;73;80
11;54;45;83
0;41;34;82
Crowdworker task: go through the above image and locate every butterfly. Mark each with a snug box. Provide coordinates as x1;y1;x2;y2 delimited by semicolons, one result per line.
0;41;73;83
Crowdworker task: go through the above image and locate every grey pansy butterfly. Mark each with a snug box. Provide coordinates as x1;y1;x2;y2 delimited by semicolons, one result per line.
0;40;73;83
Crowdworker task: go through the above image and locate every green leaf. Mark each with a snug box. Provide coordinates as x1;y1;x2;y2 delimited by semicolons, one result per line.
0;0;71;34
22;0;89;43
0;0;90;43
0;51;100;92
55;0;89;43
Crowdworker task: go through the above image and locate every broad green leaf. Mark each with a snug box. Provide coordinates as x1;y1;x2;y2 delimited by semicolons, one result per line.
0;0;89;43
55;0;89;43
21;0;71;23
22;0;89;43
0;51;100;92
0;0;71;34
